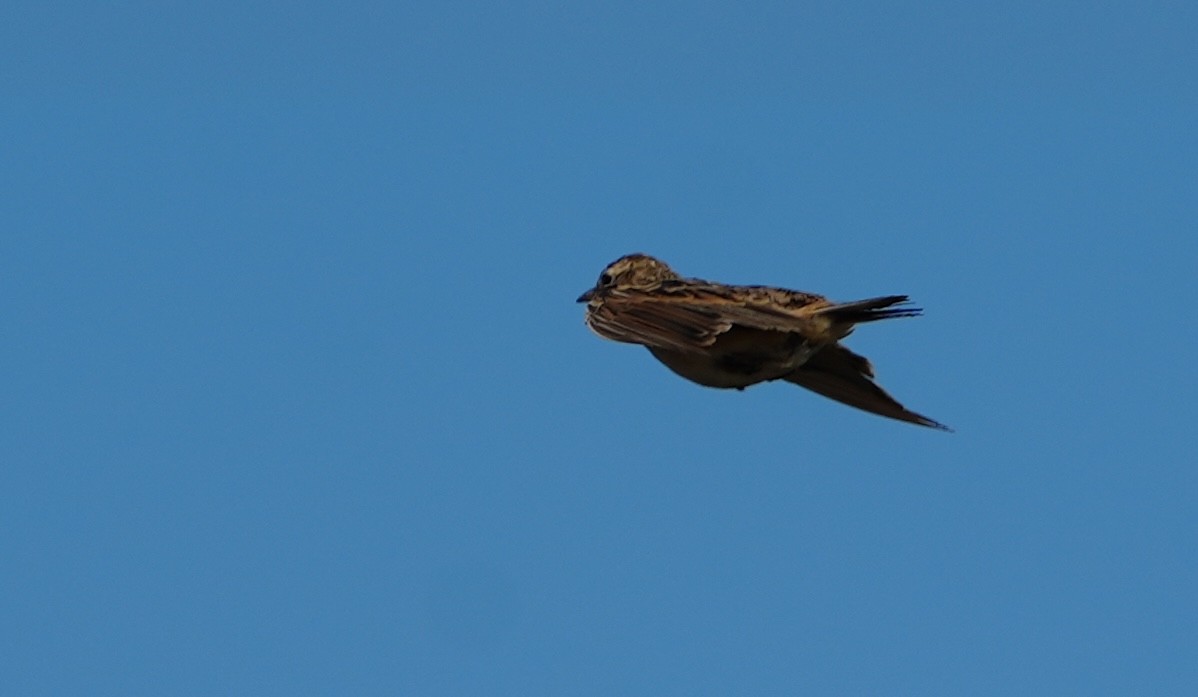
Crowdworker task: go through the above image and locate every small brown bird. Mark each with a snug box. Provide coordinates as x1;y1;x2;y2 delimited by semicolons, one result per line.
577;253;949;430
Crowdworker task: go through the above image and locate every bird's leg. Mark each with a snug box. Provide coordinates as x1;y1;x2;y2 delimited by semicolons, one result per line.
782;336;819;371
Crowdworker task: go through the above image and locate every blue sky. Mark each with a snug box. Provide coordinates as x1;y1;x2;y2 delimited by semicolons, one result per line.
3;1;1196;694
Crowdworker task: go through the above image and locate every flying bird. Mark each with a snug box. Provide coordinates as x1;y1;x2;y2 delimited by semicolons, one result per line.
577;253;949;430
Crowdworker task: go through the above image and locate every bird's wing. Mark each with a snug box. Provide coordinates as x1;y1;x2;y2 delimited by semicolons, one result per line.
585;294;733;351
586;285;826;353
783;344;950;430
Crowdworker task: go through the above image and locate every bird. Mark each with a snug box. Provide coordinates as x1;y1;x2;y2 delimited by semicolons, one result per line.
577;253;949;430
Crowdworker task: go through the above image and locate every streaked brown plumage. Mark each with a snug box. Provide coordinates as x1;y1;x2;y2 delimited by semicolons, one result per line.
577;253;949;430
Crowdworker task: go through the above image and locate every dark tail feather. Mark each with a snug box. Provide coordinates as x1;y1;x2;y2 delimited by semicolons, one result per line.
816;295;922;323
784;344;951;431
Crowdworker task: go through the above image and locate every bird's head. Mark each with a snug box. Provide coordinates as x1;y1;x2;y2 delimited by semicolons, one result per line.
576;254;680;302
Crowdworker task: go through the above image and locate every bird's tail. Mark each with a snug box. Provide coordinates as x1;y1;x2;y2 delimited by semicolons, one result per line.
815;295;921;323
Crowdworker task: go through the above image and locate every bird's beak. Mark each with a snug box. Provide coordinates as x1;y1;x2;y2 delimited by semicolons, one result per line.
576;288;596;303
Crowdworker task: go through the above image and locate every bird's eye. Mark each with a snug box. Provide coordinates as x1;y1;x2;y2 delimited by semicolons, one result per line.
599;272;613;286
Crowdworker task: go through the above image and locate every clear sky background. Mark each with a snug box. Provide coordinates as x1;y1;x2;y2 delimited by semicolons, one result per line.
3;1;1196;695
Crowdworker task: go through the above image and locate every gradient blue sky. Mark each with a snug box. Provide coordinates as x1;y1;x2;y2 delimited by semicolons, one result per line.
4;1;1196;695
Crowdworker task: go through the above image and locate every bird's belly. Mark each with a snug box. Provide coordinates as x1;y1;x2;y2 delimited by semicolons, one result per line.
647;341;817;389
647;348;761;388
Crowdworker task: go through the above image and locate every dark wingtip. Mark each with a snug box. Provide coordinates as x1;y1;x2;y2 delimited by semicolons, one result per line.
919;417;954;433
